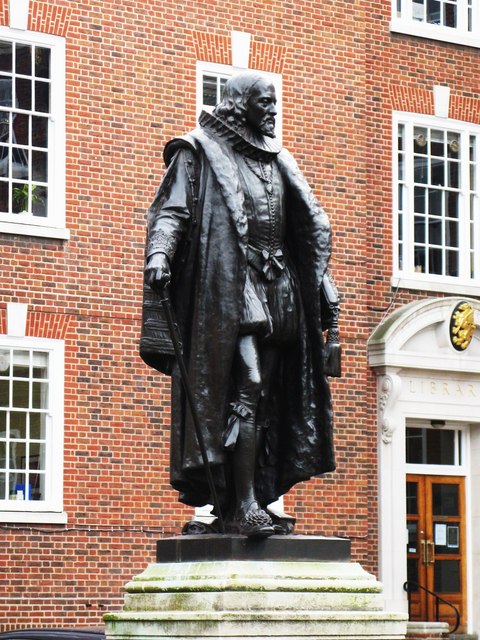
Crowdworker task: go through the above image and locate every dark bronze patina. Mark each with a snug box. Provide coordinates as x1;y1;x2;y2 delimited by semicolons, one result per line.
141;73;341;538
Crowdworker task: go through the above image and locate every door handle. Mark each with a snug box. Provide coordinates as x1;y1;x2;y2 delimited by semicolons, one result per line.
421;539;427;565
421;539;435;565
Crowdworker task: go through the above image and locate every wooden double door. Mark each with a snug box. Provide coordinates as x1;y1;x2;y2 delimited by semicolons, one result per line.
406;474;466;632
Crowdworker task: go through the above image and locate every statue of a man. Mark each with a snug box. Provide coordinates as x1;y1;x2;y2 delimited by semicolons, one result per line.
141;72;340;538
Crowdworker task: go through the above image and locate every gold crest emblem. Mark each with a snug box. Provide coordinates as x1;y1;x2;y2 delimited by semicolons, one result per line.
450;302;476;351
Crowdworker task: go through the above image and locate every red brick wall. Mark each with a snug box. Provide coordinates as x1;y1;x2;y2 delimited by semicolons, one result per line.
1;0;477;630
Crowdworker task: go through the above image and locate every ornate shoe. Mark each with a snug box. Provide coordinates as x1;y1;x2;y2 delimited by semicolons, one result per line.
230;507;275;539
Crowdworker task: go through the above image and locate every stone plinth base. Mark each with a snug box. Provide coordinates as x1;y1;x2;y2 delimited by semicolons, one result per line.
104;535;407;639
405;622;450;639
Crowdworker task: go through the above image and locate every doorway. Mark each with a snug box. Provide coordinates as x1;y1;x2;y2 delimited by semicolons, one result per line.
406;474;466;632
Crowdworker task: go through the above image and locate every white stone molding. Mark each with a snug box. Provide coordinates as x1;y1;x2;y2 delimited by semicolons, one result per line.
369;297;480;625
378;372;402;444
231;31;251;69
9;0;30;30
6;302;28;337
433;85;450;118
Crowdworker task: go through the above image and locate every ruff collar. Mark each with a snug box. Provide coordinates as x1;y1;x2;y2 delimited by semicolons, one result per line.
199;110;282;162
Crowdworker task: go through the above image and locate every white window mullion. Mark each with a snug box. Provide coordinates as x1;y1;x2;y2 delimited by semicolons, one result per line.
0;28;67;237
391;0;480;45
472;135;480;279
0;337;65;520
393;112;480;292
457;0;468;32
405;119;416;274
405;0;414;21
459;130;471;279
471;0;479;32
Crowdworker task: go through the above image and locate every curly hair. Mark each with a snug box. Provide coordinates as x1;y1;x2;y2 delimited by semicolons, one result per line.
213;72;265;129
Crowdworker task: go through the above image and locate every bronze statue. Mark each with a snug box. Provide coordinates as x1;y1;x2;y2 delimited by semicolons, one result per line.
141;72;340;538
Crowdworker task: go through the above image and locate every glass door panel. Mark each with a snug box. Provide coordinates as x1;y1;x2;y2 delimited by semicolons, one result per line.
406;475;466;632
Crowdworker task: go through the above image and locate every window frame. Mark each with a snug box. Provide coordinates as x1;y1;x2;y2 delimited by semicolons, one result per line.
0;335;66;524
196;61;283;143
0;27;68;240
391;0;480;48
405;419;469;477
392;111;480;295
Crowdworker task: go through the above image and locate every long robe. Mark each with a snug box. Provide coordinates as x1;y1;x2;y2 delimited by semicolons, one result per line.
140;126;335;509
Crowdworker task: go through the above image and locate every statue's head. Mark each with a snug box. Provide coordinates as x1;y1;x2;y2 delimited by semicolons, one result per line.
213;73;277;138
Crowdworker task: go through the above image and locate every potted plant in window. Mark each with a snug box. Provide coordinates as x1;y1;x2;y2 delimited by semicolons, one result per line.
12;184;44;215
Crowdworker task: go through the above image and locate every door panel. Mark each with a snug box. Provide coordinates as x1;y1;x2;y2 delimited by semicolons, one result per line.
406;475;466;632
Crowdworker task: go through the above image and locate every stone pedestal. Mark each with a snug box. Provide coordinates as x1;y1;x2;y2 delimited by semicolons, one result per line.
104;535;408;640
405;622;450;639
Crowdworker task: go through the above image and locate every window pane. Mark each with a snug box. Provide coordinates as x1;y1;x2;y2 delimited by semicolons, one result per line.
10;411;27;439
0;441;5;468
32;185;47;217
32;382;48;409
447;191;459;218
32;150;47;182
34;47;50;79
428;218;442;245
429;247;442;273
407;521;418;551
446;250;458;276
414;186;426;213
448;161;459;188
34;80;49;113
414;128;428;154
16;77;32;110
431;129;444;156
406;480;419;513
202;75;218;107
0;41;12;72
414;247;426;272
432;483;459;515
407;559;419;585
9;441;26;468
0;379;9;406
444;2;457;27
32;116;48;148
0;77;12;107
30;412;47;440
446;220;458;247
434;560;460;593
12;182;30;213
0;349;10;376
13;351;29;377
415;156;428;183
13;112;29;146
0;411;6;437
12;380;29;408
413;0;425;21
15;43;31;76
427;0;441;23
431;157;445;185
428;188;443;215
414;216;426;243
29;441;45;470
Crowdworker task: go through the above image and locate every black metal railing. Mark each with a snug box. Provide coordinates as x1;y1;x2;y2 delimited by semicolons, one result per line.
403;580;460;634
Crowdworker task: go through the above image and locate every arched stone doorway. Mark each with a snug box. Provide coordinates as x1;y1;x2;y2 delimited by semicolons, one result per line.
368;297;480;635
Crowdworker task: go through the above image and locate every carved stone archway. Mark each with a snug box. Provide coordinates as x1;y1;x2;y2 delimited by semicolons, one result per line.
368;296;480;633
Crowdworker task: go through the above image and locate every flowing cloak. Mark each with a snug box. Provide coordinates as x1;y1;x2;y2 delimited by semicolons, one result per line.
140;126;335;509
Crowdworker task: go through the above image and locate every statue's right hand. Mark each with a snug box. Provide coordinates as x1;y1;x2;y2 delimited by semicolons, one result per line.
144;252;171;293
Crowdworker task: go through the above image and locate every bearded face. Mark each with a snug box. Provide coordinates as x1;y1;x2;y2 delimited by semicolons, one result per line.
245;79;277;139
